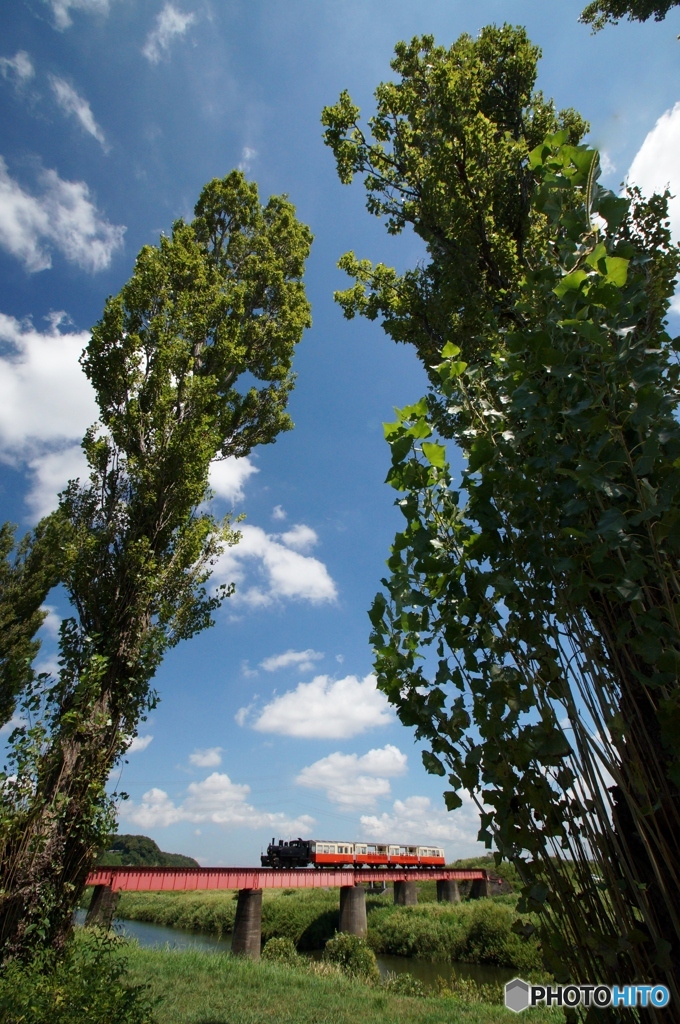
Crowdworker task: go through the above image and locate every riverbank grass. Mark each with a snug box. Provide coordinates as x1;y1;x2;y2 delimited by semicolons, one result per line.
124;944;561;1024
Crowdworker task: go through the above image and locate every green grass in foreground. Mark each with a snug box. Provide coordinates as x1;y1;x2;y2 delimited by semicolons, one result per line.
124;944;563;1024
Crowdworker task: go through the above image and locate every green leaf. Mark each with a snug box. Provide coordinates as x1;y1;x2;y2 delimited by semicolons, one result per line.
553;270;587;298
603;256;629;287
467;436;495;472
443;790;463;811
422;750;446;776
421;442;447;469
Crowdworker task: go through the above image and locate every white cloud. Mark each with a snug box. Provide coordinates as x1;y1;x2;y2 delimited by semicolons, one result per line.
0;157;125;272
212;524;337;607
26;446;89;518
628;103;680;313
272;505;286;521
143;4;196;64
360;793;483;855
49;76;108;151
297;745;407;809
599;151;616;178
628;102;680;242
248;673;392;739
127;734;153;753
123;771;315;833
0;313;96;516
0;51;35;87
208;456;257;504
260;648;324;673
189;746;223;768
279;524;318;553
0;715;25;736
43;0;112;30
39;605;62;637
0;313;95;451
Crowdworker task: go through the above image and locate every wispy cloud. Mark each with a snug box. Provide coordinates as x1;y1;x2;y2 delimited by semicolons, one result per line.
0;51;35;88
43;0;113;31
259;649;324;673
297;745;407;809
189;747;223;768
127;734;153;753
143;4;196;64
242;673;393;739
49;76;108;151
238;147;257;173
123;771;314;832
0;157;124;273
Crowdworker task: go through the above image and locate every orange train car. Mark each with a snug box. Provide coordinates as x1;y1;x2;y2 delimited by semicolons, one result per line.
261;837;445;869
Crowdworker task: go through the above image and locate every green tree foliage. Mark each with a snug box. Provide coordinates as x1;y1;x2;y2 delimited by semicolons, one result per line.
0;170;312;960
323;28;680;1000
0;522;61;727
96;834;199;868
580;0;679;29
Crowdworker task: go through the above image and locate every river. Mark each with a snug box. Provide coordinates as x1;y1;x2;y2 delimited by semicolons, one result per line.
98;914;515;989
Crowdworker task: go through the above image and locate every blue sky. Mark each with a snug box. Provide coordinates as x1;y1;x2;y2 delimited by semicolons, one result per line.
1;0;680;867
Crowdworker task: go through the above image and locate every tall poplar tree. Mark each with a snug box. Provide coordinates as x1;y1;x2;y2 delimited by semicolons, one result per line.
324;26;680;1000
0;170;312;958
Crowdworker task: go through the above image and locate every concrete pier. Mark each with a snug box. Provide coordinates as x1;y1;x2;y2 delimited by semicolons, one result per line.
232;888;262;958
85;884;120;929
339;884;367;937
470;873;491;899
436;879;460;903
393;880;418;906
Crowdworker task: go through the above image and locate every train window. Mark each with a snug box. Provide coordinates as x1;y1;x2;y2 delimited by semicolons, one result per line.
356;845;367;854
389;846;399;855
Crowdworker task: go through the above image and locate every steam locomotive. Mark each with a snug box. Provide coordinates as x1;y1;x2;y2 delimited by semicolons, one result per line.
261;838;446;869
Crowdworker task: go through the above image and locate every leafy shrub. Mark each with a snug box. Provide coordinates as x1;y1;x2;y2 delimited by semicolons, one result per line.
382;971;426;997
261;936;304;967
322;933;380;983
367;900;542;971
0;930;154;1024
434;972;503;1004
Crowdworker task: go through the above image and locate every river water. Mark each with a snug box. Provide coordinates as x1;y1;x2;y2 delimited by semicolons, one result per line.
104;915;515;989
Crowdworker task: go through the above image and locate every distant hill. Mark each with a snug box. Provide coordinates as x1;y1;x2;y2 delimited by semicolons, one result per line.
96;834;199;868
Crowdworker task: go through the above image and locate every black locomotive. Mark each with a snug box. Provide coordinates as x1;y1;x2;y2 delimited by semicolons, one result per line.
261;837;312;868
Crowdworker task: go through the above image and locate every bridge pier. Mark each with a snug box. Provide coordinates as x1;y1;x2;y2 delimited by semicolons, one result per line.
85;884;120;929
393;880;418;906
232;888;262;958
339;884;367;937
470;873;491;899
436;879;460;903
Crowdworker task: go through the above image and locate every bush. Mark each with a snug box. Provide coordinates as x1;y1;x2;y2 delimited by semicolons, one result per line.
434;972;503;1005
367;900;542;971
382;972;426;997
261;936;304;967
322;933;380;983
0;930;154;1024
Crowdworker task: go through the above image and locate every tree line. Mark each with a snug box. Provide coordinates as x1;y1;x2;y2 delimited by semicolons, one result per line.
0;0;679;1015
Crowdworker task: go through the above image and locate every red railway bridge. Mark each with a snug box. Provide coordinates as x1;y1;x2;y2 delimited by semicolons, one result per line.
84;866;494;958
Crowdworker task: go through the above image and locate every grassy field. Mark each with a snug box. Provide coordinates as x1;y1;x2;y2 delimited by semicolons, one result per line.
124;943;559;1024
